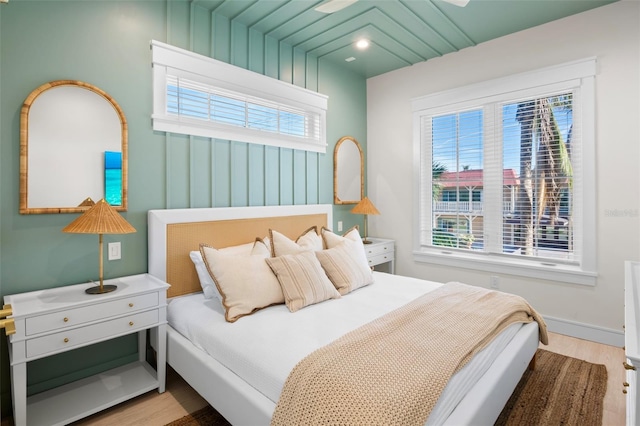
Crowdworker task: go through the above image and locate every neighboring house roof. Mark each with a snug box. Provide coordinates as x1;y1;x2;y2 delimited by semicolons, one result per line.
437;169;520;188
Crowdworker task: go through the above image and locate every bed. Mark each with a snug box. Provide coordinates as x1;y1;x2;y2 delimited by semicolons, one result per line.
148;204;543;426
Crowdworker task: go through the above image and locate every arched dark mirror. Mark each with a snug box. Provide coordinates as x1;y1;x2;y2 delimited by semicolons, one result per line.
333;136;364;205
20;80;128;214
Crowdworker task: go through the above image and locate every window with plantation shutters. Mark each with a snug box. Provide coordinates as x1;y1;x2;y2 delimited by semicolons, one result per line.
151;40;328;153
412;58;596;285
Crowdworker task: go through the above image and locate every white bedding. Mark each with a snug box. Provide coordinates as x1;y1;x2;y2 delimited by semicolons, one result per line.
167;272;522;425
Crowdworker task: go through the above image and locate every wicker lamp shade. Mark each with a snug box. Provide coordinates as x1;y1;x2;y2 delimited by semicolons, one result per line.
350;197;380;244
351;197;380;216
77;197;96;207
63;199;135;294
63;199;136;235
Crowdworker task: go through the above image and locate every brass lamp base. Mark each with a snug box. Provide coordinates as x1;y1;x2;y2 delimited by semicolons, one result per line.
85;284;118;295
363;239;373;244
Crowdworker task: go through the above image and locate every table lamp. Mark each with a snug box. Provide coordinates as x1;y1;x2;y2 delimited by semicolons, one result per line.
62;198;136;294
350;197;380;244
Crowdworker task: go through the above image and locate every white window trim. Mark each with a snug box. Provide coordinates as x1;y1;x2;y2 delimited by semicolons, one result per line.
411;58;597;286
151;40;328;153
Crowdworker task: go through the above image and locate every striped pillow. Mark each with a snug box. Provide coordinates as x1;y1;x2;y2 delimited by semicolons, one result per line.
316;240;374;295
266;251;340;312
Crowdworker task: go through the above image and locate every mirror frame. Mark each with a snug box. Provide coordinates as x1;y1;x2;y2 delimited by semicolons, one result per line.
20;80;128;214
333;136;364;205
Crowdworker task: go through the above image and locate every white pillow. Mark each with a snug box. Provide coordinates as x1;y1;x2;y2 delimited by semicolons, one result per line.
200;241;283;322
269;227;323;257
190;250;220;300
217;241;256;256
321;226;363;249
190;239;270;301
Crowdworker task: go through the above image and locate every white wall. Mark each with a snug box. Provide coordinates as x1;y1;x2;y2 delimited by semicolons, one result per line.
367;0;640;345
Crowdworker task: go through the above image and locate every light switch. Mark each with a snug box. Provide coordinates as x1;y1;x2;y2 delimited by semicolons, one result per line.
108;242;121;260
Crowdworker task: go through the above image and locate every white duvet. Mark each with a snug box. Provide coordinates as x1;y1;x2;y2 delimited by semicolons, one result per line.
167;272;521;425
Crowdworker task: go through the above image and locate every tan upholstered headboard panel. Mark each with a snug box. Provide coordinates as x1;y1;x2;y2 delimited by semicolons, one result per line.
165;214;327;298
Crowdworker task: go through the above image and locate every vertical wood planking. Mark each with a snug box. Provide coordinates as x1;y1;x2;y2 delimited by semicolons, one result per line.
168;133;190;208
167;0;190;50
248;28;264;74
213;13;230;62
164;4;327;209
307;152;319;204
231;21;248;68
264;35;279;79
191;136;212;208
293;150;307;205
248;145;265;206
231;142;249;207
293;47;306;88
265;146;280;205
280;149;294;205
279;42;293;84
214;140;231;207
192;4;211;56
306;54;319;92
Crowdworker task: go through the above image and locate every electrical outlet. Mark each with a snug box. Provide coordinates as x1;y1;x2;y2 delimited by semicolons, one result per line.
338;221;343;232
490;275;500;289
108;242;121;260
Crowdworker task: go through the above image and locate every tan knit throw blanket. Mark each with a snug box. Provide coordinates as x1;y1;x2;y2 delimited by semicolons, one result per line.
271;282;548;426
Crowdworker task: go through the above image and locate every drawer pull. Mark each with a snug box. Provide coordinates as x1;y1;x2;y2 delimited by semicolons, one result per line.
624;361;637;371
129;303;134;308
63;338;69;343
624;381;630;387
129;321;134;326
0;305;15;336
63;317;69;322
624;389;628;394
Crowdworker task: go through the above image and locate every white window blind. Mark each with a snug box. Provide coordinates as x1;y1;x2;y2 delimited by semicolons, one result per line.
500;93;576;261
412;58;596;285
151;40;328;153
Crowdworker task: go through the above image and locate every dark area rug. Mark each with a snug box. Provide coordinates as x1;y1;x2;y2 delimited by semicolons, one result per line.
495;348;607;425
166;349;607;426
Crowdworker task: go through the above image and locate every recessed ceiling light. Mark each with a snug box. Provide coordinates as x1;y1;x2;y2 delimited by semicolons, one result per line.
356;39;369;50
443;0;470;6
345;57;356;62
315;0;358;14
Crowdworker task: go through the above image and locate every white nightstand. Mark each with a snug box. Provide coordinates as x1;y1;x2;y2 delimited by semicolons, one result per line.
3;274;169;426
363;238;395;273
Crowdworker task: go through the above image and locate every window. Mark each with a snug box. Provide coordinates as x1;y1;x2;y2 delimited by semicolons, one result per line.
412;59;596;285
151;40;328;153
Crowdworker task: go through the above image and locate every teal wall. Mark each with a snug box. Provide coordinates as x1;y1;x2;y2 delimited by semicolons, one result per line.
0;0;367;417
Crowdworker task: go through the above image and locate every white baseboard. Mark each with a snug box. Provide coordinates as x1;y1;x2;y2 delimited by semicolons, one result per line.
544;315;624;347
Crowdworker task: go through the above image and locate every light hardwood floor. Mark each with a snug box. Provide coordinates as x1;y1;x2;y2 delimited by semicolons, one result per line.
0;331;626;426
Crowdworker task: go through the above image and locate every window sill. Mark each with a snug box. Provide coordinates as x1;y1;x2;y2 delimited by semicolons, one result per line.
413;248;597;286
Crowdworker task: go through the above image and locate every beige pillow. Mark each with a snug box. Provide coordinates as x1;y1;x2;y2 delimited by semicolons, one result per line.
316;240;374;295
266;251;340;312
200;240;284;322
321;226;362;249
269;226;323;257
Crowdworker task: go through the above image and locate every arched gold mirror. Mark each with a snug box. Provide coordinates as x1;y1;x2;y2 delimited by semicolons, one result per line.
333;136;364;205
20;80;128;214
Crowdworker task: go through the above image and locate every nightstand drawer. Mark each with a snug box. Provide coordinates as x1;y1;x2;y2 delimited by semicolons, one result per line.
368;253;393;267
26;309;159;358
365;243;393;257
25;292;159;336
